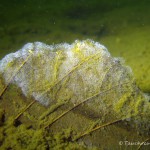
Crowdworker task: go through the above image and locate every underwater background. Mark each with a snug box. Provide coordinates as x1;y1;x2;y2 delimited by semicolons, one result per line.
0;0;150;92
0;0;150;149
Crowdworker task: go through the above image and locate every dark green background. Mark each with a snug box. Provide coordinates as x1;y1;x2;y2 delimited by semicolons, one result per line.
0;0;150;92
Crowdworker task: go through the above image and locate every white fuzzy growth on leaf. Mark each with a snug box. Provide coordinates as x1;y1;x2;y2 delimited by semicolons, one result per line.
0;40;132;106
0;39;149;134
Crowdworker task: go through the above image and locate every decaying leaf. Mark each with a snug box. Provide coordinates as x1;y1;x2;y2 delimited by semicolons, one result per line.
0;40;149;149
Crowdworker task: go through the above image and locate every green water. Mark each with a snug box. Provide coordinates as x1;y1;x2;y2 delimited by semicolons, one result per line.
0;0;150;92
0;1;150;149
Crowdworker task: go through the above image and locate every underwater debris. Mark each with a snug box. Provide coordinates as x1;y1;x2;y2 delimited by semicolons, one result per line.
0;40;149;149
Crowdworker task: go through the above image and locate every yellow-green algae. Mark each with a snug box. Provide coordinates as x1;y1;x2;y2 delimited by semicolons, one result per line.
0;116;92;150
0;1;150;149
0;40;149;149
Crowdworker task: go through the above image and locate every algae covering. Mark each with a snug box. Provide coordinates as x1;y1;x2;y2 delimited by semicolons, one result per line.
0;40;149;150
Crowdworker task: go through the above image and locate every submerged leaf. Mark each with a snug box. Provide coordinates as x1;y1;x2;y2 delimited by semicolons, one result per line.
0;39;149;149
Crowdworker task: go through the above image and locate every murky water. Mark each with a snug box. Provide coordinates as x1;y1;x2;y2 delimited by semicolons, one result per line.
0;1;150;149
0;0;150;56
0;0;150;92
